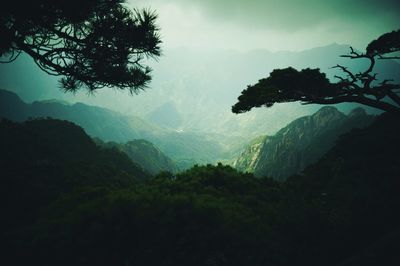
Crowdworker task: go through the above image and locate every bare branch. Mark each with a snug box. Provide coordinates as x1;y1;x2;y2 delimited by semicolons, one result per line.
378;55;400;60
303;95;400;114
0;50;22;63
387;91;400;106
332;64;356;81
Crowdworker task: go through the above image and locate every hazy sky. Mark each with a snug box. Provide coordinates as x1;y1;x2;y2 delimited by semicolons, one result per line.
129;0;399;51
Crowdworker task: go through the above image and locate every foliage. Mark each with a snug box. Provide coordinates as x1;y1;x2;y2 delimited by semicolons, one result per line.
1;116;400;265
0;0;161;92
367;29;400;56
0;118;148;233
3;161;284;266
232;29;400;114
281;113;400;265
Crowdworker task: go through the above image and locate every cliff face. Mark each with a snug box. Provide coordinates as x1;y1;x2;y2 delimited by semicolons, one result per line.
232;135;267;173
234;106;375;180
123;140;178;175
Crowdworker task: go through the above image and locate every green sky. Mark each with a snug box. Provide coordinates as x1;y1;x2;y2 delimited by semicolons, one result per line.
129;0;399;51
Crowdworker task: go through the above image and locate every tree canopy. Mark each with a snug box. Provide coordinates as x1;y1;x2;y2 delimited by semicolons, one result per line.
2;117;400;265
0;0;161;93
232;29;400;115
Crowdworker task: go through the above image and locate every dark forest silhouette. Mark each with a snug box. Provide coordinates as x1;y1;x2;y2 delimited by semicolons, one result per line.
1;115;399;265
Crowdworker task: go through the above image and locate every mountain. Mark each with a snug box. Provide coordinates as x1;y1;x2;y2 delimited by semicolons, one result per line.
0;89;156;142
231;135;267;173
0;118;150;264
3;44;398;168
146;101;183;129
2;114;399;266
0;89;239;168
3;45;398;139
233;106;375;180
5;114;399;266
96;138;179;175
0;118;149;227
127;44;395;136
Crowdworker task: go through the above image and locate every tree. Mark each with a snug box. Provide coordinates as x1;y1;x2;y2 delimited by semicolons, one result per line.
232;29;400;115
0;0;161;93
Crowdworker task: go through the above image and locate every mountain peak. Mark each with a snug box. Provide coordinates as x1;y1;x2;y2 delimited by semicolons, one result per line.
0;89;22;103
311;106;345;125
348;107;367;117
147;101;183;129
313;106;341;116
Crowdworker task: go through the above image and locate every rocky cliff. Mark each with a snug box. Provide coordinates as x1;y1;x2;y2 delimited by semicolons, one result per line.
233;106;375;180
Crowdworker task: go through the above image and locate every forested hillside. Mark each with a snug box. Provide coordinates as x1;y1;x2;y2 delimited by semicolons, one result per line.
1;114;399;266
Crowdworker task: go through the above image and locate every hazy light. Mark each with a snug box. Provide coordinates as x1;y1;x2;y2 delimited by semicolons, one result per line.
128;0;399;52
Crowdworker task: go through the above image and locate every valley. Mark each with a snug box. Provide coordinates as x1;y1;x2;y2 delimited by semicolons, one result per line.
2;44;398;175
0;89;377;179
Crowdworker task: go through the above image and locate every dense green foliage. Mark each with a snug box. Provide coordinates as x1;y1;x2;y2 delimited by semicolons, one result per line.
0;118;149;243
367;29;400;56
1;115;400;265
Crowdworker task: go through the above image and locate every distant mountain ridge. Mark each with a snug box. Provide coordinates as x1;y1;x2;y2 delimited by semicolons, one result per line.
233;106;375;180
0;89;238;169
0;88;154;141
3;45;399;140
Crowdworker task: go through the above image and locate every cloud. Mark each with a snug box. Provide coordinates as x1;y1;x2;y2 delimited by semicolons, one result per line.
128;0;400;51
171;0;399;30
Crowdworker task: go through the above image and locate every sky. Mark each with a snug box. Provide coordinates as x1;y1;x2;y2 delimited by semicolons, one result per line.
128;0;400;52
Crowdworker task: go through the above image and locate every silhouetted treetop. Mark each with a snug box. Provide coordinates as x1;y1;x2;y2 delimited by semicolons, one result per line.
232;29;400;115
231;67;339;112
366;29;400;57
0;0;161;93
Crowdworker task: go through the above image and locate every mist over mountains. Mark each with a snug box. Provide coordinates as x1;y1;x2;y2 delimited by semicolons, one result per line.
0;89;377;180
0;89;243;170
2;44;398;139
1;43;399;172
